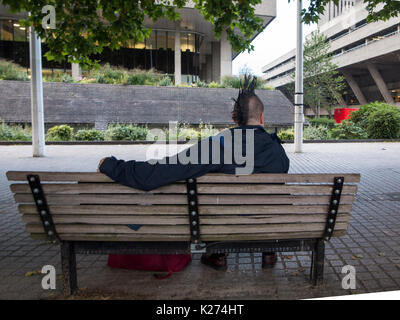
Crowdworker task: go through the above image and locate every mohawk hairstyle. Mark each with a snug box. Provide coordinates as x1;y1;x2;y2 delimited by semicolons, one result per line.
231;74;258;126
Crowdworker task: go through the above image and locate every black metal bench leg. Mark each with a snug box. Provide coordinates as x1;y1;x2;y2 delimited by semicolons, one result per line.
60;241;78;295
310;239;325;285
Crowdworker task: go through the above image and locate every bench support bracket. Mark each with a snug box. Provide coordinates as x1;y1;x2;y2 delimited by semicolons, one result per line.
186;178;205;253
26;174;59;243
323;176;344;241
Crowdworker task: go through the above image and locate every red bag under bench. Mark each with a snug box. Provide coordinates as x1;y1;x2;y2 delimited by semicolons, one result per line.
108;254;192;278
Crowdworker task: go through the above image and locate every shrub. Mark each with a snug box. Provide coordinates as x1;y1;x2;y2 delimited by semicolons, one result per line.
74;129;104;141
0;59;29;81
194;79;208;88
198;123;220;139
221;75;241;89
329;120;368;140
158;75;173;86
308;117;336;128
366;109;400;139
208;81;224;88
304;125;329;140
350;102;400;139
46;125;74;141
176;83;191;88
278;128;294;141
126;73;147;85
221;75;269;90
0;121;31;141
105;124;148;141
61;74;74;83
96;64;126;84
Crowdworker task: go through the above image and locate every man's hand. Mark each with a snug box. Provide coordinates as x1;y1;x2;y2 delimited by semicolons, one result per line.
97;157;107;172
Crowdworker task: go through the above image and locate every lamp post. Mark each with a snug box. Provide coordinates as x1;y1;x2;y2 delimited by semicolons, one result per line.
29;25;45;157
294;0;304;153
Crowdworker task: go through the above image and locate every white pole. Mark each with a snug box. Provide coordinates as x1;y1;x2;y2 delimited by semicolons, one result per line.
294;0;304;153
29;26;45;157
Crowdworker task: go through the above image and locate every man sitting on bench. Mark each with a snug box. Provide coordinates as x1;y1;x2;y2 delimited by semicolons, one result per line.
98;75;290;270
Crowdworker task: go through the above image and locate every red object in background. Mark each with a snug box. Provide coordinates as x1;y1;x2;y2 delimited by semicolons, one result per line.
334;108;359;123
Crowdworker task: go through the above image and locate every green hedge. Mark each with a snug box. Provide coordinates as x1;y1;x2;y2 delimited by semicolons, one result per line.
0;121;31;141
0;59;29;81
350;102;400;139
308;117;336;128
104;124;149;141
74;128;104;141
46;125;74;141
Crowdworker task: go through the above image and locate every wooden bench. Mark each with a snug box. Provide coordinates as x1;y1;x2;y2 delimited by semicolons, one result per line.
7;171;360;295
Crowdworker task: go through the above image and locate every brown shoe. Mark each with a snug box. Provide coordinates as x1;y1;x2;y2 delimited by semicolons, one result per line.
201;253;227;270
262;252;277;268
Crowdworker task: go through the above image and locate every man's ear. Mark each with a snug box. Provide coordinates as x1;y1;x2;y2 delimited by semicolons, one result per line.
260;112;265;126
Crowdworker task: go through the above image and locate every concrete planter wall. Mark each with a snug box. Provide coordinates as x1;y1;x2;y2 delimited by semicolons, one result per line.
0;80;294;129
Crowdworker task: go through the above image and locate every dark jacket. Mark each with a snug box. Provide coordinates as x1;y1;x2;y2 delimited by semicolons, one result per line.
100;125;290;191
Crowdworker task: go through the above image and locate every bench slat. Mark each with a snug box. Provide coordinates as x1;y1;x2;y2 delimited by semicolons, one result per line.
10;183;358;195
7;171;361;183
14;193;356;205
22;213;350;225
26;222;349;235
18;204;353;215
29;230;347;242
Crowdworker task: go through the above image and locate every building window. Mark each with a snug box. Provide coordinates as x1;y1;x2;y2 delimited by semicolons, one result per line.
14;24;27;42
146;31;157;49
156;31;166;50
167;32;174;50
1;19;14;41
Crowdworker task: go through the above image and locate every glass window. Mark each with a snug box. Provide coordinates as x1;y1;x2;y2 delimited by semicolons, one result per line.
146;31;156;49
134;41;145;49
167;32;174;50
181;33;188;51
187;33;195;52
1;20;14;41
125;40;134;48
14;25;27;42
156;31;166;50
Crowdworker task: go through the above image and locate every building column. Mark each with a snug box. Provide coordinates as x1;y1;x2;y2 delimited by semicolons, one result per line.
205;55;213;83
220;31;232;79
174;27;181;85
341;70;367;105
211;42;220;82
366;62;394;104
71;63;82;81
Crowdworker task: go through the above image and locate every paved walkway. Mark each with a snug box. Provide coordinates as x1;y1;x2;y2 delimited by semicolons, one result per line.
1;143;400;299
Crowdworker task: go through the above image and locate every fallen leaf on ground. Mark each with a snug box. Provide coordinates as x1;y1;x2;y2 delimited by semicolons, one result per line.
25;270;42;277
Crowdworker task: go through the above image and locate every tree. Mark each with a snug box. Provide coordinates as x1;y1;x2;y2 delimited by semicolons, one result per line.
2;0;399;69
2;0;265;69
289;29;346;118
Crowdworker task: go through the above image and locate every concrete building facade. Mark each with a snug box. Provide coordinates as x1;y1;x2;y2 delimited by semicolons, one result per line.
0;1;276;84
261;0;400;109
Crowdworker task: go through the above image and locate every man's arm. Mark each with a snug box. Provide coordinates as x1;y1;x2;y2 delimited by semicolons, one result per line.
98;139;224;191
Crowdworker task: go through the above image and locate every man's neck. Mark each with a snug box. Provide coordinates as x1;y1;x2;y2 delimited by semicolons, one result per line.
245;121;262;126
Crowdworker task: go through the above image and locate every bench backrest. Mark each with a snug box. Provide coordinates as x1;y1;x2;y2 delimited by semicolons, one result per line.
7;171;360;242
